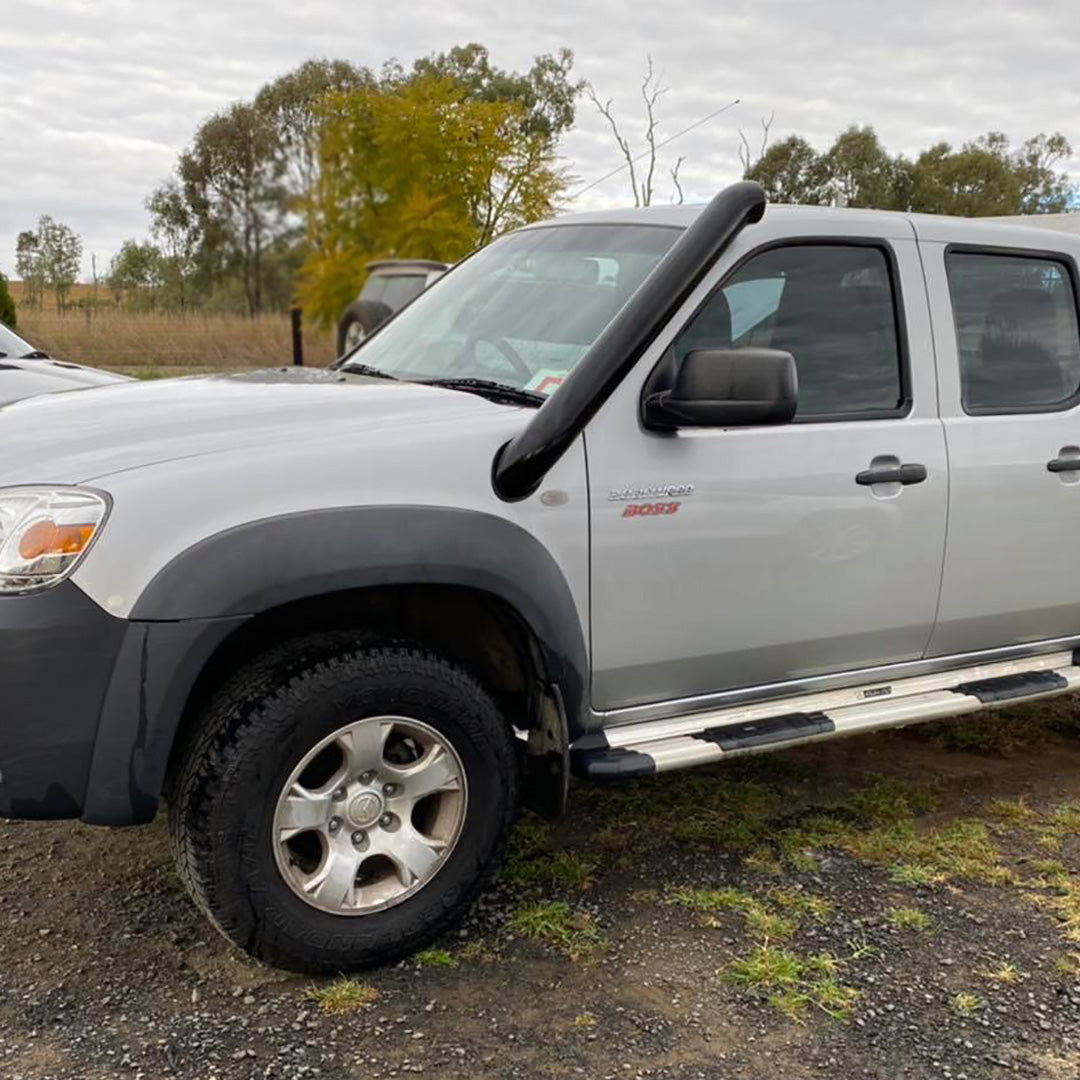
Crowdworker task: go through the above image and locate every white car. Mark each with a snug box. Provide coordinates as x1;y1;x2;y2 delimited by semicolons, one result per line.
0;322;129;405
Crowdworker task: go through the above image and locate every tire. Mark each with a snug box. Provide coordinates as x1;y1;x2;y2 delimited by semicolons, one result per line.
336;299;392;355
168;639;518;973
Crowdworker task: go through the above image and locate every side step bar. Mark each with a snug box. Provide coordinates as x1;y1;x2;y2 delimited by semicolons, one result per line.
571;650;1080;779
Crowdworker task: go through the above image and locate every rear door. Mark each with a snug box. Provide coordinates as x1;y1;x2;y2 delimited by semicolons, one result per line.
586;214;950;713
919;227;1080;656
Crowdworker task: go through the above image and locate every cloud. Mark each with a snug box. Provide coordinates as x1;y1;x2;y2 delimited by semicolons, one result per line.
2;0;1078;278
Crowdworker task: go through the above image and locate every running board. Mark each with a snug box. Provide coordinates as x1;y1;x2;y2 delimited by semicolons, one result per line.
571;650;1080;779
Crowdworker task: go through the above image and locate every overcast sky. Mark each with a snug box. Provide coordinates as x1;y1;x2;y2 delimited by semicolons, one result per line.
3;0;1079;280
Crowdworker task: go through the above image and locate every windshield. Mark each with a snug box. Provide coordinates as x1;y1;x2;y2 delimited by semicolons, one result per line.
342;224;681;396
0;322;34;358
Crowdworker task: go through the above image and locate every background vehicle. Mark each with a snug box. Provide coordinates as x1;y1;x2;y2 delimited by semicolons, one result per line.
0;322;129;405
337;259;449;354
3;183;1080;974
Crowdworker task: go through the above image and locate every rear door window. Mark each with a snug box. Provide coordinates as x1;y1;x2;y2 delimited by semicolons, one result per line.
945;251;1080;413
381;275;427;311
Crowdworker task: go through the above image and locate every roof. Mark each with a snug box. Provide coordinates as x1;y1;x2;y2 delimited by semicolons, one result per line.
984;213;1080;236
365;259;449;275
541;202;1080;254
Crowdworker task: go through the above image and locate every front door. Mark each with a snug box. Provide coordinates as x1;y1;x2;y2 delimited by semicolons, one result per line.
586;225;949;714
920;234;1080;657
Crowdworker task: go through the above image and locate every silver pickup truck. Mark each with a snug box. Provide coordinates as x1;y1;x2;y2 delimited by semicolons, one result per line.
2;182;1079;973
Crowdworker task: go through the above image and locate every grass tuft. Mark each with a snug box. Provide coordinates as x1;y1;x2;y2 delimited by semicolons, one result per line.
305;979;378;1014
952;992;983;1016
509;901;606;961
501;818;595;892
724;946;858;1022
886;906;932;932
412;948;457;968
573;1011;596;1029
980;962;1020;985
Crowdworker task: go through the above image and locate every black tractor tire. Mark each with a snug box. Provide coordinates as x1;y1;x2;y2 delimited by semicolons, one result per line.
336;299;393;355
167;639;518;973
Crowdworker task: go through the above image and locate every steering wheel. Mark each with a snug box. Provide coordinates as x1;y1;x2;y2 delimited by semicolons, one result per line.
455;336;532;381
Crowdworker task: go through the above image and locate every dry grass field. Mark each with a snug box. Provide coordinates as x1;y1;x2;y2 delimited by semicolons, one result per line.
8;285;338;376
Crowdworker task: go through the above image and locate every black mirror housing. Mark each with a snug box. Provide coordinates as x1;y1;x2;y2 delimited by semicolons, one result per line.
644;348;798;429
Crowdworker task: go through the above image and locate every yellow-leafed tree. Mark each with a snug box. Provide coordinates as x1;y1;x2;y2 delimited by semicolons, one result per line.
298;74;567;328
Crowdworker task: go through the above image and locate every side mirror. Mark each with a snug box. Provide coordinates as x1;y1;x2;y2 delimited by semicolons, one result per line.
643;348;798;429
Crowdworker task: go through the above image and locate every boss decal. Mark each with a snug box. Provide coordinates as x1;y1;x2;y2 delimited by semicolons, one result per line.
622;501;681;518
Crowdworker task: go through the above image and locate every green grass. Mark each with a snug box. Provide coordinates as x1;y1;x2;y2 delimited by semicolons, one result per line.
952;992;983;1016
509;901;606;961
412;948;457;968
886;906;932;932
670;886;830;946
886;862;942;886
987;798;1040;826
501;817;595;892
305;978;378;1014
1054;953;1080;979
980;962;1020;985
724;946;859;1022
669;887;752;914
573;1012;596;1029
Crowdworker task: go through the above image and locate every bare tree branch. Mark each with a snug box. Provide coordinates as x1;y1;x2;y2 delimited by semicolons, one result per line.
670;155;686;205
585;84;641;207
738;112;775;177
639;55;668;207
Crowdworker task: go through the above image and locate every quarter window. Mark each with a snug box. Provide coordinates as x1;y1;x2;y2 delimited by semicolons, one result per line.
674;244;905;418
945;252;1080;413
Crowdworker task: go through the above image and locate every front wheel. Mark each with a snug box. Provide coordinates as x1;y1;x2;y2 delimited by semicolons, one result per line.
168;642;518;973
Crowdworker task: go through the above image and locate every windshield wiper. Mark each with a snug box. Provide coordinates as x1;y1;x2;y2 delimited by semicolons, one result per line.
341;362;400;381
420;378;545;407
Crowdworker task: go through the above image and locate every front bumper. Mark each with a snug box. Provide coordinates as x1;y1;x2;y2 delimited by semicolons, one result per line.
1;582;250;824
0;583;127;819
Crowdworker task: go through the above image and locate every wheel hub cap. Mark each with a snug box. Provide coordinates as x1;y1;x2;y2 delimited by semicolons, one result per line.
347;791;383;829
271;715;468;916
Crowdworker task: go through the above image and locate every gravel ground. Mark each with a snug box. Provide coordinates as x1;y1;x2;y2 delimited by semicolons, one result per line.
3;705;1080;1080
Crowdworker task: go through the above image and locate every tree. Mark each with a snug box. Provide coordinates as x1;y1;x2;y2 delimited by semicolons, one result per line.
746;135;829;205
147;179;200;310
0;271;16;329
298;74;566;327
179;102;284;315
15;231;45;310
907;132;1075;216
586;57;680;207
821;126;902;208
108;240;164;308
409;43;581;146
255;59;375;206
746;125;1077;216
22;216;83;312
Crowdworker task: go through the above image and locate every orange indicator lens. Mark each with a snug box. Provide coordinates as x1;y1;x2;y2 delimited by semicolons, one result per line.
17;521;96;560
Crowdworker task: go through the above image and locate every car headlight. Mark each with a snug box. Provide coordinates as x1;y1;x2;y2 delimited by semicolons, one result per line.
0;487;110;594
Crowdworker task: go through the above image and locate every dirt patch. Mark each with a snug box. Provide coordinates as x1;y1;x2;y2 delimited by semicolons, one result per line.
2;705;1080;1079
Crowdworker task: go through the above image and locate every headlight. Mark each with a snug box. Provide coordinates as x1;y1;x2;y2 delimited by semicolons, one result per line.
0;487;110;594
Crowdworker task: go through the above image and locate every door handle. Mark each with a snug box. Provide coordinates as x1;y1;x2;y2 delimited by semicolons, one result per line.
855;463;928;486
1047;456;1080;473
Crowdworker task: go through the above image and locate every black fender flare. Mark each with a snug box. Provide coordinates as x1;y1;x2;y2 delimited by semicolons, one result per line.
83;507;587;824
